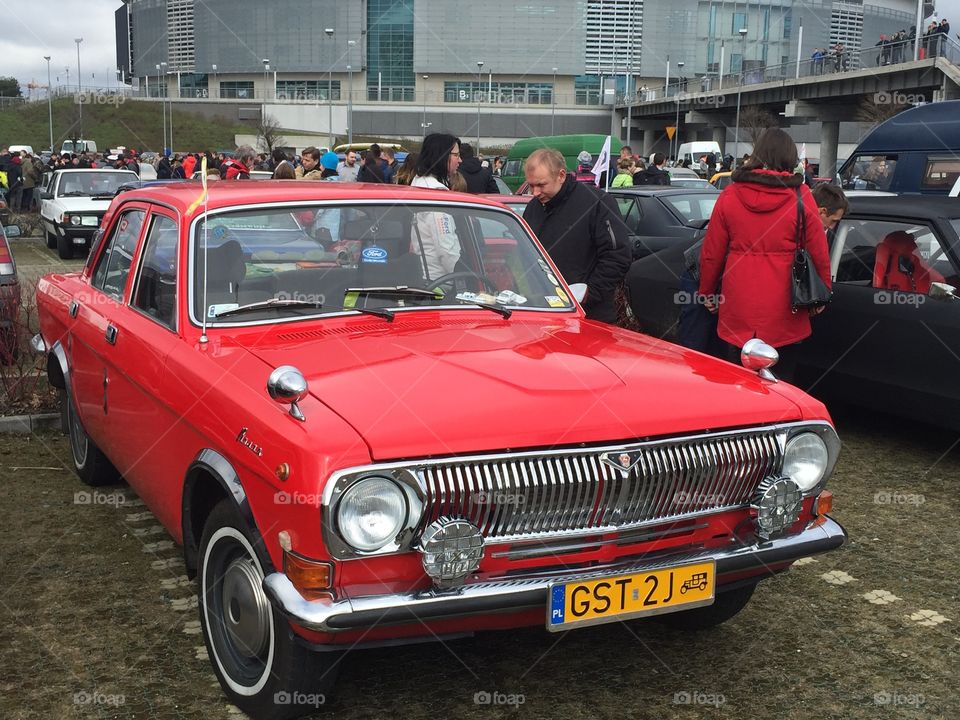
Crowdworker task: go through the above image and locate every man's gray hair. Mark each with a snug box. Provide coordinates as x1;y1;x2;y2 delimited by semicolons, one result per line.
236;145;257;164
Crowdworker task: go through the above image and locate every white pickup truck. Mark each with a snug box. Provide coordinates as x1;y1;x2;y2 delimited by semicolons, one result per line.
39;169;138;259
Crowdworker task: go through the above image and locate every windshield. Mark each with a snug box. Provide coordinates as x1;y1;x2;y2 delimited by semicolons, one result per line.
57;171;137;197
192;203;576;324
839;154;897;191
663;194;718;224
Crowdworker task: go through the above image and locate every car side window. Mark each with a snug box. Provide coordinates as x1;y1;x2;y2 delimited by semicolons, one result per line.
833;219;952;294
92;209;146;301
132;214;179;329
617;199;642;232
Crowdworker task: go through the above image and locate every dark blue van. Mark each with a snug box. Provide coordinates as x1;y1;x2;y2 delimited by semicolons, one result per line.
837;101;960;195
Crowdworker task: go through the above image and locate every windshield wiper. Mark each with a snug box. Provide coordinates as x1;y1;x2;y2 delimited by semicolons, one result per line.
214;298;324;319
214;298;394;321
345;286;442;300
454;300;512;318
59;191;91;197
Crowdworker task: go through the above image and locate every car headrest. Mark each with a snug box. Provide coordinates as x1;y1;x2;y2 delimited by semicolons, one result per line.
198;239;246;289
878;230;917;254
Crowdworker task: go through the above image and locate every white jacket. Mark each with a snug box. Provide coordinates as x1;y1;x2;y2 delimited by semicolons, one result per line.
410;175;460;280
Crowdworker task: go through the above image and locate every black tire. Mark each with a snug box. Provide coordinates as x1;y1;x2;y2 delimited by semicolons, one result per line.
65;387;121;486
57;232;74;260
198;500;341;720
46;229;56;249
658;583;756;631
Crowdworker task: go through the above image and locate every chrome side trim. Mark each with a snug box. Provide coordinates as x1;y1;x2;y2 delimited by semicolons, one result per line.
264;517;847;633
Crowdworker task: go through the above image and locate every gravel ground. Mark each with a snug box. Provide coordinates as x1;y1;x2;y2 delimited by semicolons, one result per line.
0;407;957;720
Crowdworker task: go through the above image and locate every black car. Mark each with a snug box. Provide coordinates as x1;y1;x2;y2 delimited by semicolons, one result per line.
608;187;719;259
625;196;960;428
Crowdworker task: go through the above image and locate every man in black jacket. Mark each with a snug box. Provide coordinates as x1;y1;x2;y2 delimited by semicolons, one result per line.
458;143;498;193
522;148;631;324
633;152;671;185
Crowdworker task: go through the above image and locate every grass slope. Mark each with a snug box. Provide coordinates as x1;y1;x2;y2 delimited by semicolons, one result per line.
0;98;250;153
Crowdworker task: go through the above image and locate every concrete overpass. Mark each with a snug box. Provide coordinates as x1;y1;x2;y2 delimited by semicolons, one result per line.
621;51;960;175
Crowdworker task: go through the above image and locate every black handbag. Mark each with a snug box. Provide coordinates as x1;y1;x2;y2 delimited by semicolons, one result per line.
790;187;832;313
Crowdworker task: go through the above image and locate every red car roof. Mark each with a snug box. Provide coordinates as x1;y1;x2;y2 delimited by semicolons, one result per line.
116;180;508;217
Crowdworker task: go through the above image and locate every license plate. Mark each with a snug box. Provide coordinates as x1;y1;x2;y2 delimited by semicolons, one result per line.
546;561;715;631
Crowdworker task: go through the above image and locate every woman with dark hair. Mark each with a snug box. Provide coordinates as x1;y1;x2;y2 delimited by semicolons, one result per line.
409;134;463;280
697;128;831;367
412;133;461;189
395;152;418;186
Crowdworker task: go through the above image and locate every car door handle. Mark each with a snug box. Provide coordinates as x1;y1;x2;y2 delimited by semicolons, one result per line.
69;301;79;318
105;325;118;345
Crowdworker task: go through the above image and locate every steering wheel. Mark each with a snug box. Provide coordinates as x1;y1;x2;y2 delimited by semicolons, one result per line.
426;271;499;296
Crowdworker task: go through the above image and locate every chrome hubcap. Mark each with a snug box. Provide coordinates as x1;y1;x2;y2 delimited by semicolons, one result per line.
221;557;270;659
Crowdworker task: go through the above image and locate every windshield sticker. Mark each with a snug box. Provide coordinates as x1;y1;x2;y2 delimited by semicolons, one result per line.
546;272;559;286
545;295;565;308
343;292;358;308
495;290;527;305
208;303;239;318
554;287;569;303
361;246;388;264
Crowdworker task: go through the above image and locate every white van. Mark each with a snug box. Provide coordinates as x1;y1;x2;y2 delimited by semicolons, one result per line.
8;145;35;155
60;140;98;155
676;141;722;173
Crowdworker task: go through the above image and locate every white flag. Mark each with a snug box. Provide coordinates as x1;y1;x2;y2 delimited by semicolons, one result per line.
798;143;807;162
591;135;611;187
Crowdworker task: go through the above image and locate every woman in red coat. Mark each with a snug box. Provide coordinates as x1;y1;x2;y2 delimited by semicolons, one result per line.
698;128;831;354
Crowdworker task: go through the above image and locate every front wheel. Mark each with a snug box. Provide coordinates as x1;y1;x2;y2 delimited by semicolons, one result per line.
658;583;756;631
198;500;341;720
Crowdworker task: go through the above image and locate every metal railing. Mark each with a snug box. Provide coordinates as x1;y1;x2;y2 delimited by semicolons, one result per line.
629;33;960;104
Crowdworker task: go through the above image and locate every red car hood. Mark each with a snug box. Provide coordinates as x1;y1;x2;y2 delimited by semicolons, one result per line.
237;316;803;460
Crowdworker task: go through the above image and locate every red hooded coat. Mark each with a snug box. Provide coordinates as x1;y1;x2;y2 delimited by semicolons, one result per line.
698;168;832;348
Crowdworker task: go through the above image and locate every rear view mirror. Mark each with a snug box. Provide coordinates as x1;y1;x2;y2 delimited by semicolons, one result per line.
3;225;21;238
39;191;52;200
929;282;958;301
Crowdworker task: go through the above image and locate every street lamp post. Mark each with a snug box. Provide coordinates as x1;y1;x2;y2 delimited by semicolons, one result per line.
674;61;684;159
44;56;53;151
733;28;748;161
74;38;83;139
160;61;168;154
262;58;270;100
551;66;558;134
167;71;176;152
324;28;334;148
211;64;217;99
347;40;356;147
476;61;483;151
421;74;430;134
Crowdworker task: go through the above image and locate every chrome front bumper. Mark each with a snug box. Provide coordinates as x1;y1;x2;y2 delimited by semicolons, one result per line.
263;517;846;633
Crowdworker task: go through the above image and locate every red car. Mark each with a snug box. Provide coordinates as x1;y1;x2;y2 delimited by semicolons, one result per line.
0;222;22;363
35;181;845;720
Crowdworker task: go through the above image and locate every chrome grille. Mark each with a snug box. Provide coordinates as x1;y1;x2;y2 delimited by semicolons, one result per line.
415;430;783;542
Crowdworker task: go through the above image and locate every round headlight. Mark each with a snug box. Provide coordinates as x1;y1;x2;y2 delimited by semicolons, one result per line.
783;432;829;491
70;215;82;226
336;477;407;551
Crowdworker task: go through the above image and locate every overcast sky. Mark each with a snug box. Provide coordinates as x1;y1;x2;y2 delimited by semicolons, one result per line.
5;0;959;95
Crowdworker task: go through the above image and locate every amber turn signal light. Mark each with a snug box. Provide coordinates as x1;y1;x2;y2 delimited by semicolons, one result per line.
283;550;333;601
812;490;833;526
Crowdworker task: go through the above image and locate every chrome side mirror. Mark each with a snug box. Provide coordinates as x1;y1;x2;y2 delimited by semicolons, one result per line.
267;365;308;421
741;338;779;382
568;283;588;304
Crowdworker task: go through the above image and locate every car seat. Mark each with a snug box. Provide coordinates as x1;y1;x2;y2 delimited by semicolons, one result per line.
873;230;944;294
197;239;245;309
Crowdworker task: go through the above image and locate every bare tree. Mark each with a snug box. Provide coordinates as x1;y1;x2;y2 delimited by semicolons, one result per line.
256;114;286;154
855;95;912;125
739;106;779;145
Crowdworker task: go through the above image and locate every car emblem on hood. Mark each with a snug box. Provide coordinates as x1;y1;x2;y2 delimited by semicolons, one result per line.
600;450;642;474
